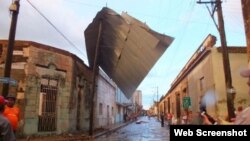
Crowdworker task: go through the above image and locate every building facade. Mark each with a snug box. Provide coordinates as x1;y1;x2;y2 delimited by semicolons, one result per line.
95;70;116;129
131;90;143;116
0;40;92;135
115;87;132;123
158;35;249;123
0;40;136;136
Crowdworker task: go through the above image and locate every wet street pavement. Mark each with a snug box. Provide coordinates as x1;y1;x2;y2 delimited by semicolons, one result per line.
96;116;170;141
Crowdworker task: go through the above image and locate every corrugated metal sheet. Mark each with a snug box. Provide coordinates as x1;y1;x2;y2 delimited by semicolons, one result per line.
84;7;174;98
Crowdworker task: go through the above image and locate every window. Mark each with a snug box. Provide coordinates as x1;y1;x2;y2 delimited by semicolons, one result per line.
107;105;109;116
118;107;121;114
38;77;58;132
112;107;114;116
199;77;205;91
99;103;103;115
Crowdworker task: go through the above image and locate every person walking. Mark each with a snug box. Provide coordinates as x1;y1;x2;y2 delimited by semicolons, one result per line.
3;95;20;134
0;95;16;141
160;112;165;127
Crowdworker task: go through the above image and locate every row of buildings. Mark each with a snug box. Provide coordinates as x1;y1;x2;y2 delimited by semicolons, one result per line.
153;35;248;123
0;40;142;136
150;0;250;124
1;5;170;137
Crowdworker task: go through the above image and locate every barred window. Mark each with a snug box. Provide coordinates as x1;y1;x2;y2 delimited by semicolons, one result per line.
99;103;103;115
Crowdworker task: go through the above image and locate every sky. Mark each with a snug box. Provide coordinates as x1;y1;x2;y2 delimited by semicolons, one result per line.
0;0;246;110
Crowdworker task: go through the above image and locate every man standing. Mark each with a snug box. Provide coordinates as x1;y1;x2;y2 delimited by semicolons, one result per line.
3;95;20;134
160;112;165;127
0;95;16;141
234;68;250;124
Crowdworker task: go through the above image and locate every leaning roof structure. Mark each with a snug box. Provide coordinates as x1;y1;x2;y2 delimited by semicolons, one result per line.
84;7;174;98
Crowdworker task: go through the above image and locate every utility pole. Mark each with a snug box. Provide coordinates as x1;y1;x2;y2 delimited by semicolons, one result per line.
89;21;102;136
197;0;236;121
2;0;20;97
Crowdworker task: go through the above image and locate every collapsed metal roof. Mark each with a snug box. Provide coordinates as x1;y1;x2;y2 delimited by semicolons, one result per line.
84;7;174;98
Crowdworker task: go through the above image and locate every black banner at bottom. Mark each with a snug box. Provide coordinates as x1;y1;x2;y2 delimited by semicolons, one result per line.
170;125;250;141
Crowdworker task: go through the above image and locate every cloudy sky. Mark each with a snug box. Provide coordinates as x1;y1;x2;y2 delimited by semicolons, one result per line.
0;0;246;109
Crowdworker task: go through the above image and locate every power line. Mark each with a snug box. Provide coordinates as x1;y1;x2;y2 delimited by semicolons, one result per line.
26;0;87;60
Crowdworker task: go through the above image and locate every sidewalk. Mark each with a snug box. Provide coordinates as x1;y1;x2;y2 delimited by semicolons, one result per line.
17;120;134;141
94;120;135;139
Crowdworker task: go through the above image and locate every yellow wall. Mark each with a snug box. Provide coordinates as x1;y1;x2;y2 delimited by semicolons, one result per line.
160;47;249;123
211;48;249;119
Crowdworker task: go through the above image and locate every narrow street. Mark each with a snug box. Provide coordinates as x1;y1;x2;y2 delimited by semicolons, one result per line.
96;116;170;141
1;1;249;141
